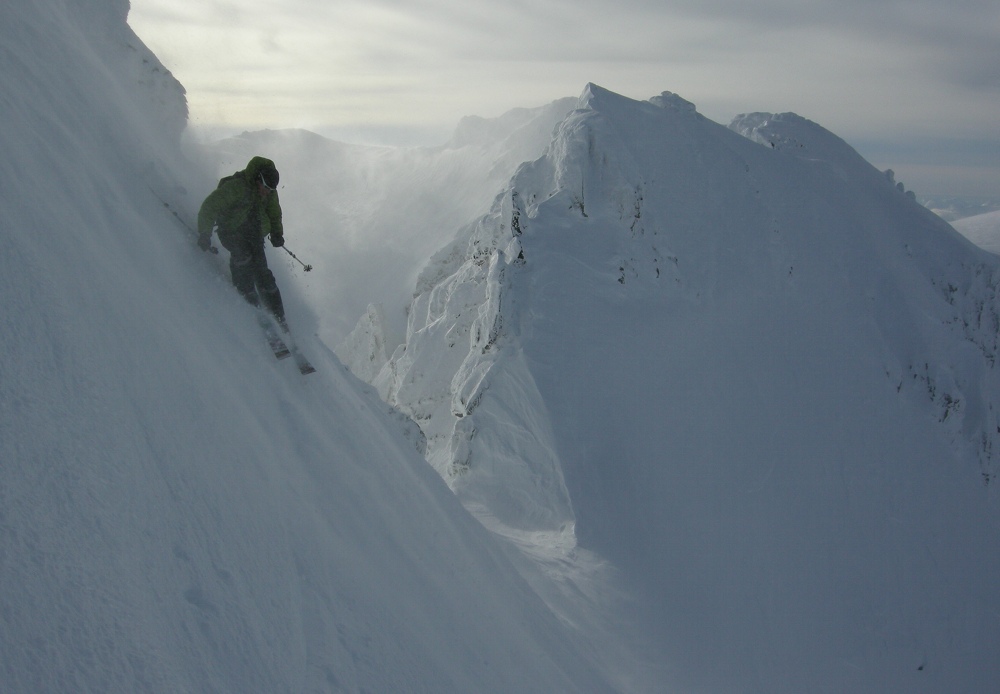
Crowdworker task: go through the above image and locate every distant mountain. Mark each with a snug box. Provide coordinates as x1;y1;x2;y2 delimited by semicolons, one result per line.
922;195;1000;222
953;209;1000;254
355;83;1000;692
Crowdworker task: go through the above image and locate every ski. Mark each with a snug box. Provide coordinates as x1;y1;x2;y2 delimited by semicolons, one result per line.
256;311;291;360
291;348;316;375
282;328;317;374
255;310;316;374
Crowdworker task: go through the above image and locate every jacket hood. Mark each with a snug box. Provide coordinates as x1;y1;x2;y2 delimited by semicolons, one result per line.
245;156;278;186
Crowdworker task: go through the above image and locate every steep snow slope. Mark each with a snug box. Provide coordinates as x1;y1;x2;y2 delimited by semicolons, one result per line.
372;84;1000;692
0;3;619;692
953;209;1000;254
201;98;577;351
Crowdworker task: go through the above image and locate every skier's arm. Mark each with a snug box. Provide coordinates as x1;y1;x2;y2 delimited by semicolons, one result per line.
197;187;228;239
266;192;284;245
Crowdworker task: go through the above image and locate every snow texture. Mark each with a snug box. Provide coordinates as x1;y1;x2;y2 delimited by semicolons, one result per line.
3;1;1000;693
1;2;618;692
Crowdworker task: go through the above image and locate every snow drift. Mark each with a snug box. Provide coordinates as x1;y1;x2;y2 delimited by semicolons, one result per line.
0;2;619;692
363;84;1000;692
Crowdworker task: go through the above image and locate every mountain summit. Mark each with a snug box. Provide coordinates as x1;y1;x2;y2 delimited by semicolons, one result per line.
370;83;1000;692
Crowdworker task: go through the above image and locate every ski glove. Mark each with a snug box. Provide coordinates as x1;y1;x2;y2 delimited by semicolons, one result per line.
197;234;213;252
270;233;285;248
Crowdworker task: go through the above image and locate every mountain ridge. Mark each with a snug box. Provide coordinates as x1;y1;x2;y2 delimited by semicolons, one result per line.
363;83;1000;692
5;0;999;688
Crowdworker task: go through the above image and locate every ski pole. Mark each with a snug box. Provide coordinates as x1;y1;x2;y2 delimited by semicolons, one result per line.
282;245;313;272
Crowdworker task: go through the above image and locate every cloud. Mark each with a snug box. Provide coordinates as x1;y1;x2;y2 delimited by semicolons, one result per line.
129;0;1000;196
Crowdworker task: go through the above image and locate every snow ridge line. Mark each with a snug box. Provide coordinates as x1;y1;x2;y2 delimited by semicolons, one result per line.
376;184;526;479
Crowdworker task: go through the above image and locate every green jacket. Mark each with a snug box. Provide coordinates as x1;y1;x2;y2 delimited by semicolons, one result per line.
197;156;283;246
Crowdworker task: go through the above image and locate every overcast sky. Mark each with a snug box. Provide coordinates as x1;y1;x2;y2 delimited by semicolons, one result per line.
128;0;999;198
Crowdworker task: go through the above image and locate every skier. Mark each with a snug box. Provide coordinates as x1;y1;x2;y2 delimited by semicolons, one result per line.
197;156;288;329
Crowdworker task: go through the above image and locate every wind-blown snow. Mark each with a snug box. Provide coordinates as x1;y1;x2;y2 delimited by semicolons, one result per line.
198;97;577;350
0;2;619;692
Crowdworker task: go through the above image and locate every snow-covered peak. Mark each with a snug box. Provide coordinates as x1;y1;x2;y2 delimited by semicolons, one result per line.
577;82;700;117
731;110;850;154
648;90;698;113
373;82;1000;691
577;81;612;107
729;110;896;185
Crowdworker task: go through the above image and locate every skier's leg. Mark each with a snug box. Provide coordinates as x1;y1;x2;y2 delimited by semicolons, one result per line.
249;242;286;327
229;241;260;306
259;279;286;328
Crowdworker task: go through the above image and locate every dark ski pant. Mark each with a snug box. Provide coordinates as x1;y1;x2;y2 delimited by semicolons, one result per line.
227;234;285;323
